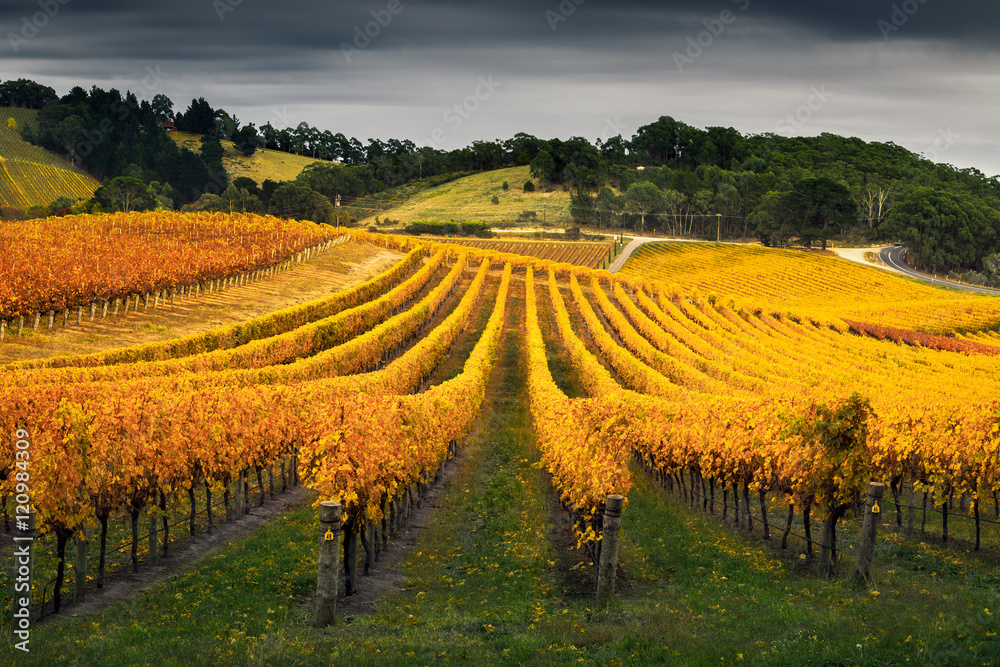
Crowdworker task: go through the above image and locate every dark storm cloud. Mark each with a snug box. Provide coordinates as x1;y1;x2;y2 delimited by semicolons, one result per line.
1;0;999;174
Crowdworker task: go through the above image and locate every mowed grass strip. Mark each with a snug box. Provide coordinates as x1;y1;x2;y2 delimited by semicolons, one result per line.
616;468;1000;665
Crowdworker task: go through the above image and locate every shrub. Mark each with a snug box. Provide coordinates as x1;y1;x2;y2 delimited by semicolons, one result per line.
502;181;509;191
516;210;537;222
523;180;535;193
403;221;492;238
962;270;987;286
491;195;500;205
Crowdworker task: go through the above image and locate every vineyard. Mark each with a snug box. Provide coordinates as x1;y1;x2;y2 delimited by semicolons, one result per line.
2;220;1000;663
0;108;101;211
430;237;615;269
0;160;100;210
0;212;330;320
622;241;1000;334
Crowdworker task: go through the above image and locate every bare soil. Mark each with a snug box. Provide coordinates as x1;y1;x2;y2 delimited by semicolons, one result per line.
335;455;464;619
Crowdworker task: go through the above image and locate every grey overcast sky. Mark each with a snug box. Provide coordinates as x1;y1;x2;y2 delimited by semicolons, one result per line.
2;0;999;175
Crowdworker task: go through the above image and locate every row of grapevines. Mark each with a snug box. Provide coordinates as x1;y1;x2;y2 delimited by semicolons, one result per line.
0;212;331;318
5;244;425;371
0;257;499;541
298;262;512;526
556;266;1000;523
5;249;446;385
525;266;632;530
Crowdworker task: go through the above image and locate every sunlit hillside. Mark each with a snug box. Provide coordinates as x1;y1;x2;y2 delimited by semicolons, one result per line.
621;241;1000;334
358;166;575;226
0;108;100;211
169;131;328;186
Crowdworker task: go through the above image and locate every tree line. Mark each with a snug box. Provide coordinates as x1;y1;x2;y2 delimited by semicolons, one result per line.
5;77;1000;274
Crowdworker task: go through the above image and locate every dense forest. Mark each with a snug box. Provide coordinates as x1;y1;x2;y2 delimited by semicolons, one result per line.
3;76;1000;276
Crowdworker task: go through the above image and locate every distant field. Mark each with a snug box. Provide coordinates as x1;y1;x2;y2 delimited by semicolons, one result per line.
169;131;326;185
622;241;1000;334
361;166;575;226
0;108;100;211
434;237;615;269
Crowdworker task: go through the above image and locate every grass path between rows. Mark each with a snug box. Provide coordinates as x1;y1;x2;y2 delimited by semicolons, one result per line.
8;278;1000;666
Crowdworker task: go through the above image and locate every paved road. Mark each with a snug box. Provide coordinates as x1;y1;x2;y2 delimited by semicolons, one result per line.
608;237;648;273
606;235;708;273
880;246;1000;295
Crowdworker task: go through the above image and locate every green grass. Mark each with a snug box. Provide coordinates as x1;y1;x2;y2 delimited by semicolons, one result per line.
7;282;1000;665
358;167;575;227
169;132;327;186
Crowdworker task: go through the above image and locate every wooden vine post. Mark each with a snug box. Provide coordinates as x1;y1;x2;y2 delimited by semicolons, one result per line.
596;494;624;611
853;482;886;585
314;501;342;628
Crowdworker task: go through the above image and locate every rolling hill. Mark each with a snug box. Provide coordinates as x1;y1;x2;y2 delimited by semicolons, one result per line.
0;108;101;213
169;131;327;186
358;166;575;226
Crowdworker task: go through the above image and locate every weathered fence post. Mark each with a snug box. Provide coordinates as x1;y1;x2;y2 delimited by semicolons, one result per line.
596;494;624;611
74;526;88;603
854;482;886;585
314;501;342;628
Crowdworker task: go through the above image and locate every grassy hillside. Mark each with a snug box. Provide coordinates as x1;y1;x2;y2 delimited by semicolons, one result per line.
0;108;100;211
170;131;326;186
361;166;575;226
